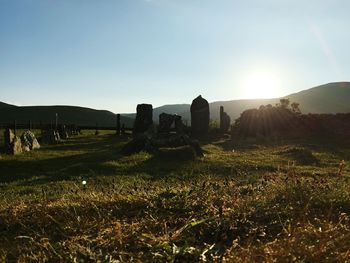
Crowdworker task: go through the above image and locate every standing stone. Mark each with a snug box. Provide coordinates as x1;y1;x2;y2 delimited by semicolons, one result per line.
41;129;60;145
220;106;231;133
58;125;69;139
4;128;15;149
116;114;121;135
174;115;184;134
10;136;23;155
21;130;40;151
158;113;175;134
190;95;209;136
133;104;153;135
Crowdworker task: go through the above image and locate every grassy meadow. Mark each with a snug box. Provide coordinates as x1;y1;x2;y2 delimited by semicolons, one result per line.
0;129;350;262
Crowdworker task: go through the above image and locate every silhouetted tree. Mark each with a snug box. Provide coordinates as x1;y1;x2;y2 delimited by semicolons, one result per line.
291;102;301;114
279;98;290;109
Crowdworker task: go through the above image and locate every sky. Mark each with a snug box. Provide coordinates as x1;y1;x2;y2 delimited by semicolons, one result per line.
1;0;350;113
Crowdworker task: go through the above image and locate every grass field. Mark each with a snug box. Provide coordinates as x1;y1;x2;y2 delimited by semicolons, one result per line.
0;130;350;262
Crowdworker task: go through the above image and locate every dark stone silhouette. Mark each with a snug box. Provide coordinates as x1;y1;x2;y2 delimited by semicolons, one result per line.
220;106;231;133
190;95;209;137
58;125;69;139
41;129;60;144
158;113;175;134
158;113;185;135
174;115;184;134
133;104;153;135
4;128;15;150
116;114;121;135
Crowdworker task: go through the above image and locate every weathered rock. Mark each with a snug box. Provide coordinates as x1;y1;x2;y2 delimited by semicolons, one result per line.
10;136;23;155
220;106;231;133
190;95;209;137
158;113;175;134
4;128;15;151
133;104;153;135
21;130;40;151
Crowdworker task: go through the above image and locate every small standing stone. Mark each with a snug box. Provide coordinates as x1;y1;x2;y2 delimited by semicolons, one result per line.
174;115;184;134
158;113;175;134
220;106;231;133
116;114;121;135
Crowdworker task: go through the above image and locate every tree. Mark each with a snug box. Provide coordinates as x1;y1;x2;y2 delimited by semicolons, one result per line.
279;98;290;109
291;102;301;114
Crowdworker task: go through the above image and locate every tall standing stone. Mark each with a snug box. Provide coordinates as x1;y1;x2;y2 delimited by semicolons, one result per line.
190;95;209;136
133;104;153;135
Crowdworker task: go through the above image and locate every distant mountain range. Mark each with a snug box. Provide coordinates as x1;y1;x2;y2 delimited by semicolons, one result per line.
1;82;350;127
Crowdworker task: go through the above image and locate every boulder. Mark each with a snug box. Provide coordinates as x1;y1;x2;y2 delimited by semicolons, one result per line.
21;130;40;151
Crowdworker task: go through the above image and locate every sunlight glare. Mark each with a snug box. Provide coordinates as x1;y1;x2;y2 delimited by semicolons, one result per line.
240;70;280;99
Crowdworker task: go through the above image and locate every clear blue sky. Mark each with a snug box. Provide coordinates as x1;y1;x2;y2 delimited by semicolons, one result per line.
1;0;349;113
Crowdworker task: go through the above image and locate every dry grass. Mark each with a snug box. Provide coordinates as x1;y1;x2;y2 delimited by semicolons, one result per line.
0;130;350;262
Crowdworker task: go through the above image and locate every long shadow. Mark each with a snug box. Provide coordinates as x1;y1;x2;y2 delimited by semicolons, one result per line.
0;134;196;185
0;134;124;184
123;155;194;179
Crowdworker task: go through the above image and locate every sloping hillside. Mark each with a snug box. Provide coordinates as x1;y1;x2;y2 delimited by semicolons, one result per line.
0;104;133;127
148;82;350;122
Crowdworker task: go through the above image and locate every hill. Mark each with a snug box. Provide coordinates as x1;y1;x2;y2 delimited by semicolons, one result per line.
145;82;350;123
0;104;134;128
1;82;349;127
0;101;17;109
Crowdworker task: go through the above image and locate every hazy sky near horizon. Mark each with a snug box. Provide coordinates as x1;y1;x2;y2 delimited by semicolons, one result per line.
1;0;350;113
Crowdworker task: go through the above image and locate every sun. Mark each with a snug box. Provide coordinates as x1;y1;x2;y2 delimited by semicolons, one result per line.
240;70;280;99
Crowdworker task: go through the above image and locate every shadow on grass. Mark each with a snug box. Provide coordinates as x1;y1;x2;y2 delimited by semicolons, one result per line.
0;134;196;185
